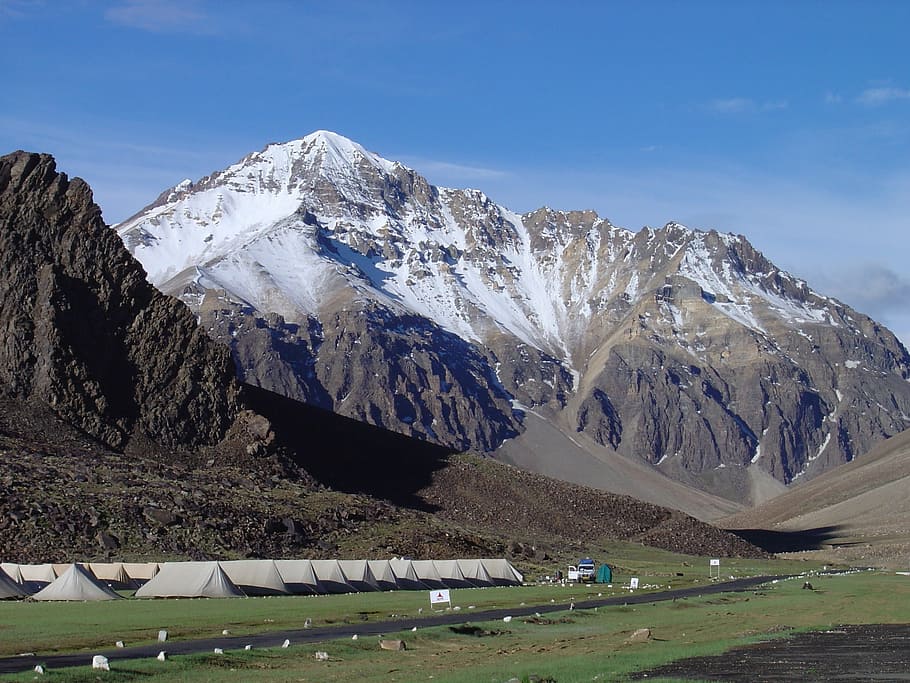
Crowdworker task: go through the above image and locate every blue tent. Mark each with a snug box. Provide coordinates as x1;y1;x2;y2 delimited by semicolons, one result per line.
595;564;612;583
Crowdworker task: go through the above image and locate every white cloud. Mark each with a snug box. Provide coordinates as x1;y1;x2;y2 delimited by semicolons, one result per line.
856;87;910;106
708;97;754;114
401;156;510;185
707;98;788;114
0;0;41;18
824;91;843;104
810;264;910;327
105;0;211;34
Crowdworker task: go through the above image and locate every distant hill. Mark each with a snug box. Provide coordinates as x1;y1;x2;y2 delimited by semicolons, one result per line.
723;428;910;566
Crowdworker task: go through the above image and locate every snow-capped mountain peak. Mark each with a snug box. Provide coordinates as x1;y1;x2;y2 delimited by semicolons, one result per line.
116;131;910;501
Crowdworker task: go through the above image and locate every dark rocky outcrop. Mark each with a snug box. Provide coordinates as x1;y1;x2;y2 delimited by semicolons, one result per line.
0;151;249;456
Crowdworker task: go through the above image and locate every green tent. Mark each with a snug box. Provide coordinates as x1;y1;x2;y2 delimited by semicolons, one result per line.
595;564;612;583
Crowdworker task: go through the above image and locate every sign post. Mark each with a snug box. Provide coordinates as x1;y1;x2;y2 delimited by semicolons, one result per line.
709;558;721;580
429;588;452;609
629;577;639;590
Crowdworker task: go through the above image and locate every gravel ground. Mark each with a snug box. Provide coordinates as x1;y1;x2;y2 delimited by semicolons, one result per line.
633;623;910;682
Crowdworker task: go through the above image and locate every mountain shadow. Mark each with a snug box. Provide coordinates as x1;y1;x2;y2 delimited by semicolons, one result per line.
728;526;847;553
242;384;454;511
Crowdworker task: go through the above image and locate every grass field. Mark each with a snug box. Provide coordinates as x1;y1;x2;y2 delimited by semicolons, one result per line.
4;552;897;682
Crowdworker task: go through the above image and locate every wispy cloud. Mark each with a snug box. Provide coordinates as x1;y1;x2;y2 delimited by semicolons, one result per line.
400;157;510;184
707;98;788;114
816;264;910;313
824;91;843;104
105;0;212;34
0;0;42;19
856;86;910;106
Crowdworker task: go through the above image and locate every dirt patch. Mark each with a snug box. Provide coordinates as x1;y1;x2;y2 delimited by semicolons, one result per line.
633;623;910;681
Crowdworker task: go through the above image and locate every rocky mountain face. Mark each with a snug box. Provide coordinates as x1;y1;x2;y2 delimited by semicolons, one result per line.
116;131;910;503
0;149;770;564
0;151;276;462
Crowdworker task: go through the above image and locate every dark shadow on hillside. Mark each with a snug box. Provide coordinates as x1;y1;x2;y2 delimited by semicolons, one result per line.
241;384;455;512
728;526;848;553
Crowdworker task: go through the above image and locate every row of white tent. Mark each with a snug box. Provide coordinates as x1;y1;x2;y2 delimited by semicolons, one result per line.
0;558;523;600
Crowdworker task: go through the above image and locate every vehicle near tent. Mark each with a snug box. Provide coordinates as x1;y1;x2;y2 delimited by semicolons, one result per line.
595;563;613;583
578;558;596;582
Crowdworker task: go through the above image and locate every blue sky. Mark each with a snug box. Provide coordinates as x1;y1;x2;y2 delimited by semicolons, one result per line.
2;0;909;344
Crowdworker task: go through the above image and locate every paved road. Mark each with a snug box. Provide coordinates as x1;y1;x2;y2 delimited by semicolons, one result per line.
0;574;785;674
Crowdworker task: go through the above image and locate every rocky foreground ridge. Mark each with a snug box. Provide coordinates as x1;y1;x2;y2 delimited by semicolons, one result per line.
0;150;764;565
116;131;910;502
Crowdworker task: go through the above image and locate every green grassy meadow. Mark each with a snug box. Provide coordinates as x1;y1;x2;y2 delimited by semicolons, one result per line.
3;552;902;682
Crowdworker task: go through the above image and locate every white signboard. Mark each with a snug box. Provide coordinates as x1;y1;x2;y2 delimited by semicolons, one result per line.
429;589;451;605
710;559;721;566
629;577;639;589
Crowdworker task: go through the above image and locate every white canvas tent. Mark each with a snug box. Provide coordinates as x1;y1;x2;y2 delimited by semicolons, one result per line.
367;559;400;591
220;560;290;596
32;564;121;601
0;566;30;599
52;563;74;577
310;560;355;593
389;559;428;591
433;559;475;589
274;559;325;595
89;562;137;590
411;560;447;589
135;562;246;598
480;558;523;586
0;563;24;585
457;559;495;587
122;562;159;586
19;564;56;592
337;560;380;592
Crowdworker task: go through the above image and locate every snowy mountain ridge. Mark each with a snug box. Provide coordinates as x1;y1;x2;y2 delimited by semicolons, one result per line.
120;130;835;369
117;130;910;507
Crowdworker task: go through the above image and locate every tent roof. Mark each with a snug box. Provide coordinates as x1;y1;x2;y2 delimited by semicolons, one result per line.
0;563;24;585
32;564;121;601
388;558;428;589
19;564;56;584
367;559;399;589
0;567;30;599
457;558;495;587
274;559;325;594
337;560;380;591
135;562;246;598
122;562;159;581
220;560;290;596
89;562;135;587
310;559;355;593
480;558;523;585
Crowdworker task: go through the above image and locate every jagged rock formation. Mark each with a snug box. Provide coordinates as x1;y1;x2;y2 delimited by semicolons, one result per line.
115;132;910;503
0;151;269;459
